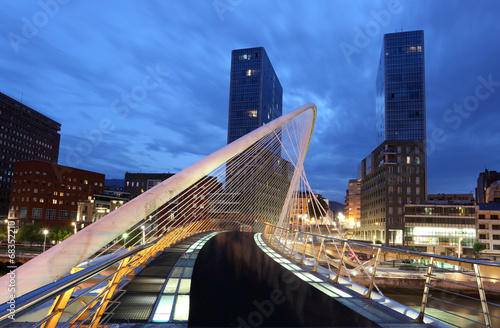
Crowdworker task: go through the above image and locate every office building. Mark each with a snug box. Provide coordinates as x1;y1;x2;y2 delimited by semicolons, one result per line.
404;202;475;256
376;30;426;144
227;47;282;144
476;169;500;203
8;160;104;228
345;179;361;227
76;193;129;228
358;31;427;245
0;92;61;218
124;172;175;199
225;47;290;231
358;140;426;245
476;203;500;260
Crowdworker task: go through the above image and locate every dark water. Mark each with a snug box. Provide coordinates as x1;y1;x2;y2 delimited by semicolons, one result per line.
189;231;381;327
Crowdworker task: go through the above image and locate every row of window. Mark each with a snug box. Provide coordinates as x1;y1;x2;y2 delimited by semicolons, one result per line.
30;207;77;220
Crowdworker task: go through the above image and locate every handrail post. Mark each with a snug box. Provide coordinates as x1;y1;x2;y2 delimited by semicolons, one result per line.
413;257;435;323
362;247;382;299
312;238;325;272
300;234;309;265
276;228;284;247
289;232;299;257
332;241;347;283
474;264;492;328
282;231;290;253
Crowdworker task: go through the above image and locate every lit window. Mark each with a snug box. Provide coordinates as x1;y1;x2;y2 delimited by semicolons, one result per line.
406;156;411;164
246;69;252;76
247;110;257;117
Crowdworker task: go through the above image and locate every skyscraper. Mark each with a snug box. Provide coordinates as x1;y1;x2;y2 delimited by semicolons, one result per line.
376;30;425;144
358;30;427;245
0;92;61;218
226;47;289;231
227;47;283;144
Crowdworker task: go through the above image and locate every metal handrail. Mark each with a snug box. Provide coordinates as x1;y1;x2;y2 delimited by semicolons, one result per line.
0;241;151;326
264;223;500;328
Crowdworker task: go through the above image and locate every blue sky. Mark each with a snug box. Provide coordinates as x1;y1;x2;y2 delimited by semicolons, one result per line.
1;1;499;202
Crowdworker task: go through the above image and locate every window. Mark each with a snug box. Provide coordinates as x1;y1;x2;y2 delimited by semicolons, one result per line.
406;147;411;153
416;157;421;165
416;177;420;184
494;245;500;250
416;187;420;195
32;208;42;218
406;187;411;194
479;224;487;229
46;209;56;220
397;146;402;153
71;211;77;220
493;235;500;240
406;156;411;164
20;207;27;218
59;210;68;220
493;225;500;230
491;215;499;220
247;110;258;117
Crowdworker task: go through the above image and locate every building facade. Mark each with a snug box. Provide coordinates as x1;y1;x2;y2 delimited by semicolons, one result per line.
8;160;104;228
124;172;174;199
227;47;282;144
76;192;129;229
476;203;500;260
376;30;426;144
476;169;500;204
404;202;476;256
0;92;61;218
358;140;426;245
345;179;361;227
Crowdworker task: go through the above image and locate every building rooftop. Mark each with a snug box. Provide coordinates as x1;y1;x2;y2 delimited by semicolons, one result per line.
477;203;500;211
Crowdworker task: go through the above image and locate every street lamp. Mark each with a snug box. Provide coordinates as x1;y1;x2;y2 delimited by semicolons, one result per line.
458;237;463;259
71;222;77;235
141;225;146;244
43;229;48;252
123;233;128;246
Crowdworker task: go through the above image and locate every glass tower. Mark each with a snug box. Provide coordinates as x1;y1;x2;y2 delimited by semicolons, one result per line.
376;30;425;144
227;47;282;144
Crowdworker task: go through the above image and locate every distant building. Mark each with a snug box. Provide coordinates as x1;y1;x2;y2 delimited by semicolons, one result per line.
227;47;282;144
124;172;174;199
0;92;61;218
476;203;500;260
76;193;129;229
427;193;474;204
358;30;427;246
8;160;104;228
404;202;475;256
476;169;500;204
376;30;426;145
358;140;426;245
486;181;500;203
345;179;361;227
226;47;290;230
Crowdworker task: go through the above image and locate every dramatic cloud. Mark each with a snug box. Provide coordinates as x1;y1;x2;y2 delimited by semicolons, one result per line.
1;1;499;202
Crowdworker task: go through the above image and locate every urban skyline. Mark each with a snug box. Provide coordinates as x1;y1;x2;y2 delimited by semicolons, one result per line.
1;2;499;202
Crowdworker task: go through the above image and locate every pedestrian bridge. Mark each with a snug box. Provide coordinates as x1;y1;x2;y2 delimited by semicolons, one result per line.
0;104;498;327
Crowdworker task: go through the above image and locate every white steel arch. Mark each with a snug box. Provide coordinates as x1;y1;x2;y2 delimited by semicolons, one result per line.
0;103;317;301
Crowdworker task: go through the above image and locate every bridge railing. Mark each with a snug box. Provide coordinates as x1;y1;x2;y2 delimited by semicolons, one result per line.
263;223;500;328
0;219;238;328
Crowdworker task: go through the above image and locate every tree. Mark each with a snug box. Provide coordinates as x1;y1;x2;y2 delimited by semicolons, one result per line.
473;241;486;256
50;226;73;244
0;224;7;241
307;193;329;223
16;223;44;245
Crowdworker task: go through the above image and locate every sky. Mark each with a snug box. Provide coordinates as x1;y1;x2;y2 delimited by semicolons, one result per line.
1;1;499;203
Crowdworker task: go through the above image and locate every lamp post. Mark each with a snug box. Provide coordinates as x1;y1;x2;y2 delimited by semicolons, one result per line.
458;237;463;259
123;233;128;247
43;229;48;252
71;222;77;235
141;225;146;244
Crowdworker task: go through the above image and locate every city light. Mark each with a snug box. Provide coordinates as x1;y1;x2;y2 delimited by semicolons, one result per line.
141;225;146;244
71;222;77;235
43;229;48;252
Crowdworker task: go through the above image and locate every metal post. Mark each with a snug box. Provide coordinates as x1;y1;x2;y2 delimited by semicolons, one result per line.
312;238;325;272
362;247;382;299
282;231;290;253
332;241;348;283
414;257;435;323
474;264;492;328
276;228;284;247
289;232;299;257
300;235;309;265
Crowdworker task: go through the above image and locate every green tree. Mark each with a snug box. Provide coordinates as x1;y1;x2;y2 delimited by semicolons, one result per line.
307;193;329;223
0;224;7;241
473;241;486;256
16;223;44;245
50;226;73;244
